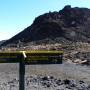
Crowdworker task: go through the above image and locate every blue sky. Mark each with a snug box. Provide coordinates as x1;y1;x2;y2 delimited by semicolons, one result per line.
0;0;90;40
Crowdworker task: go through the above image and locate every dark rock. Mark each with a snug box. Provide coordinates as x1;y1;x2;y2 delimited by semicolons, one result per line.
41;76;49;81
41;81;51;88
87;85;90;89
63;79;70;84
79;80;84;84
46;82;51;87
56;79;61;85
50;76;54;79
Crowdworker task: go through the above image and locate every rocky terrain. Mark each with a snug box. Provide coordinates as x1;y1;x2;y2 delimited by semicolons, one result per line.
0;63;90;90
0;75;90;90
0;5;90;90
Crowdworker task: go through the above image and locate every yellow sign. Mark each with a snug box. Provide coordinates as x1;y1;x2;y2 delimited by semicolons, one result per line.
0;51;63;64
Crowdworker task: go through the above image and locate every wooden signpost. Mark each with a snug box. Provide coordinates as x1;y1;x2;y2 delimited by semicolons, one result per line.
0;51;63;90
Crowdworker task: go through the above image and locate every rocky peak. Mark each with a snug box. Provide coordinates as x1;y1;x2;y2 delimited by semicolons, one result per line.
1;5;90;47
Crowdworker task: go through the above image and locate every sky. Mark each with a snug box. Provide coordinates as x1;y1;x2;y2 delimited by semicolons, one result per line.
0;0;90;41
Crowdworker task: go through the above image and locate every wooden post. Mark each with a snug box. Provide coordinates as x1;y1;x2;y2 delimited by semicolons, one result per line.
19;60;25;90
19;52;26;90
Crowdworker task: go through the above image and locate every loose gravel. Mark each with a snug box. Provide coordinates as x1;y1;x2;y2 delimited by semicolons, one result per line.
0;62;89;90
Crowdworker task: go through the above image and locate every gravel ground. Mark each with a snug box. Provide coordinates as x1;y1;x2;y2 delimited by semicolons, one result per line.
0;62;90;90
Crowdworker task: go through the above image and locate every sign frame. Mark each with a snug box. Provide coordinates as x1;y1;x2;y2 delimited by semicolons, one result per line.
0;51;63;90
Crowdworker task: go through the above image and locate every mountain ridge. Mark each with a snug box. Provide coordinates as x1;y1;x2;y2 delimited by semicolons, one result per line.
1;5;90;47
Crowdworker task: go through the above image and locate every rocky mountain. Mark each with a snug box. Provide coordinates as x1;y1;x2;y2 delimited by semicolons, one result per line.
1;5;90;46
0;40;6;46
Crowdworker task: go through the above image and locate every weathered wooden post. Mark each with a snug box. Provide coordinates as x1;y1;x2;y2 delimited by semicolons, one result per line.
19;51;26;90
19;61;25;90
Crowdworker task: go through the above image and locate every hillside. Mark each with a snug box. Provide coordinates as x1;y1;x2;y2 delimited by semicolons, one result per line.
1;5;90;47
0;40;6;46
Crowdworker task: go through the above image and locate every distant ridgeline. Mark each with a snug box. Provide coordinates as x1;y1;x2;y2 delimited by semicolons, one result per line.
1;5;90;47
